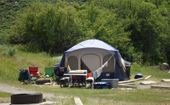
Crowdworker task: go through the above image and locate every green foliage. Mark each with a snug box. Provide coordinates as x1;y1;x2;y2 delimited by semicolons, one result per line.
8;46;16;56
0;0;35;43
0;45;16;56
9;1;84;53
1;0;170;65
97;0;170;64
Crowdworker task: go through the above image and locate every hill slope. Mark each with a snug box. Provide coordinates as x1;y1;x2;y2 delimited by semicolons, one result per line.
0;0;35;42
0;0;86;43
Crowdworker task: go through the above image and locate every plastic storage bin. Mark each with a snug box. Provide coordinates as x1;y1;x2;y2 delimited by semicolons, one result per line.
101;79;119;88
93;82;110;89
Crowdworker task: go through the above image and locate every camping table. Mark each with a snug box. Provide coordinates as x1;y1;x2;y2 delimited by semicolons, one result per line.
63;70;87;87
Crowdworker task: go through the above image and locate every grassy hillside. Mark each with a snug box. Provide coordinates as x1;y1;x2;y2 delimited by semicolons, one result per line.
0;0;33;42
0;0;54;42
0;0;86;43
0;45;60;84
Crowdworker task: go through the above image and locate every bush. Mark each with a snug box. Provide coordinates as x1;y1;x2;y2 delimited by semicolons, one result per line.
0;45;16;57
8;46;16;56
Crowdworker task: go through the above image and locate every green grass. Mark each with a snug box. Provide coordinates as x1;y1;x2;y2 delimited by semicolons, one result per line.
0;92;11;98
1;45;170;104
0;92;11;103
8;84;170;105
0;45;59;84
130;64;170;83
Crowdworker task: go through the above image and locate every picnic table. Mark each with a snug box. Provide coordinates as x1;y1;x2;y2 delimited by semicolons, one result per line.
60;70;87;87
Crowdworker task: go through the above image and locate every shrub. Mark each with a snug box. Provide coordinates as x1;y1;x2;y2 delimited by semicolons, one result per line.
0;45;16;57
8;46;16;56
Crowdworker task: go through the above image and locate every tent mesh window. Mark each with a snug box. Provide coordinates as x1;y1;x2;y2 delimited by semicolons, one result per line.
81;54;101;73
103;54;115;72
68;56;78;70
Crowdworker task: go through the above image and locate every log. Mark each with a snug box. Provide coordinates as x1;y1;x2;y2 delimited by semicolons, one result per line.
118;84;137;88
118;78;144;84
118;75;152;84
120;83;135;85
145;75;152;80
151;85;170;89
74;97;83;105
161;79;170;82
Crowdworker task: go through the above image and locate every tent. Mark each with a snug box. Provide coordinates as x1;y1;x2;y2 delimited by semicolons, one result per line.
58;39;131;81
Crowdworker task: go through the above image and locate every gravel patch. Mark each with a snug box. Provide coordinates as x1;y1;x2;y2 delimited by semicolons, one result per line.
0;84;55;98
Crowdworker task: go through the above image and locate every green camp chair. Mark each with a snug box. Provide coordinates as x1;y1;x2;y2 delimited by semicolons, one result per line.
43;67;56;83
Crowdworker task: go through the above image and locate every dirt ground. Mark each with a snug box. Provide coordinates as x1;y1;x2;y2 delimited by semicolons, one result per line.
0;98;10;103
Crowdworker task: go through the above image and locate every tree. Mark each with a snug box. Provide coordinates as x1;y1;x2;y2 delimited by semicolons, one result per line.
10;1;83;53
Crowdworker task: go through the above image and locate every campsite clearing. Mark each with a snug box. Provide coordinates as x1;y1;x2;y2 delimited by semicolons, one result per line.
1;45;170;104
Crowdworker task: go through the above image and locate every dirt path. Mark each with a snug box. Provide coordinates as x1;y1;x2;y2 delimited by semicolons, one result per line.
0;84;55;98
